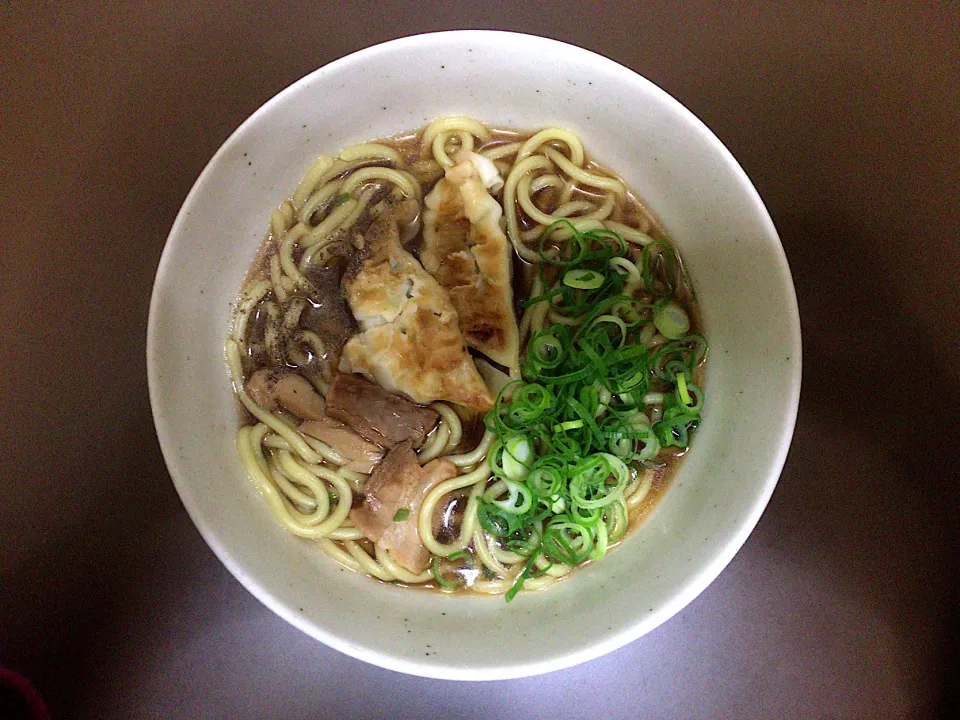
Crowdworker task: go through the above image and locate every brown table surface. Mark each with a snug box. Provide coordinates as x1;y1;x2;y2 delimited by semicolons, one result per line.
2;2;957;718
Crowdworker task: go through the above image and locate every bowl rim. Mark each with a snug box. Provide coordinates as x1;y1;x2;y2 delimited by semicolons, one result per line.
147;29;802;680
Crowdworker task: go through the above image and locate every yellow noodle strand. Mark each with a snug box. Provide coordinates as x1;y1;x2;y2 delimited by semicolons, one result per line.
339;142;402;164
418;465;490;556
293;155;336;209
515;127;585;165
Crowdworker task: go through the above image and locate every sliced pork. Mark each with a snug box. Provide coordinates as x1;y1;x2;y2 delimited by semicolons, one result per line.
299;416;384;474
244;369;326;421
350;440;458;574
325;373;439;449
349;441;421;542
377;458;458;574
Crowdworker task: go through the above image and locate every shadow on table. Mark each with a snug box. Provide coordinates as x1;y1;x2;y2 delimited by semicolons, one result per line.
775;210;958;718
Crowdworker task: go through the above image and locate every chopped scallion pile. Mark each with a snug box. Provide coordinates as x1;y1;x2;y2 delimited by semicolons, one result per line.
484;221;708;601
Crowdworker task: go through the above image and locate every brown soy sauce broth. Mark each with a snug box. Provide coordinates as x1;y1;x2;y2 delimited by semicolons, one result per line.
231;122;706;592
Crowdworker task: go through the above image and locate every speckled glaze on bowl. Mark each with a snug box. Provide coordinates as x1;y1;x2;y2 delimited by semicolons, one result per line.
147;31;801;680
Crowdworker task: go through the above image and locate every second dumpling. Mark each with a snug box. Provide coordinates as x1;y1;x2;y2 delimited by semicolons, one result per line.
422;152;520;373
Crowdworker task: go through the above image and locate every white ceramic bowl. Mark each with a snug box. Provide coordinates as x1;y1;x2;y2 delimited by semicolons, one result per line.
148;31;801;680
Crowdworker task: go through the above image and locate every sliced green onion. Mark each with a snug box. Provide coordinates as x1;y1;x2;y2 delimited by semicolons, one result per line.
641;240;678;297
654;301;690;340
569;453;630;509
675;378;704;413
652;334;707;381
563;268;605;290
590;517;609;561
491;480;533;515
392;508;409;522
477;501;511;537
511;384;553;421
653;413;700;449
543;521;594;565
676;372;692;405
589;314;628;347
568;502;602;527
431;555;465;588
604;499;629;543
502;436;533;481
539;220;587;266
607;434;633;458
611;300;643;325
613;366;647;393
582;228;627;257
526;459;565;498
529;332;565;369
634;423;661;460
505;550;540;602
479;222;707;601
506;522;543;556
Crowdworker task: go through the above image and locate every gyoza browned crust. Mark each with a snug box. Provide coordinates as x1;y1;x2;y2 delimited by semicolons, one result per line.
422;158;520;372
339;210;494;411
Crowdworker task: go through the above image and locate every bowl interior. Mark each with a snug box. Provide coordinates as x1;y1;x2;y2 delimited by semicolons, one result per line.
148;31;801;680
